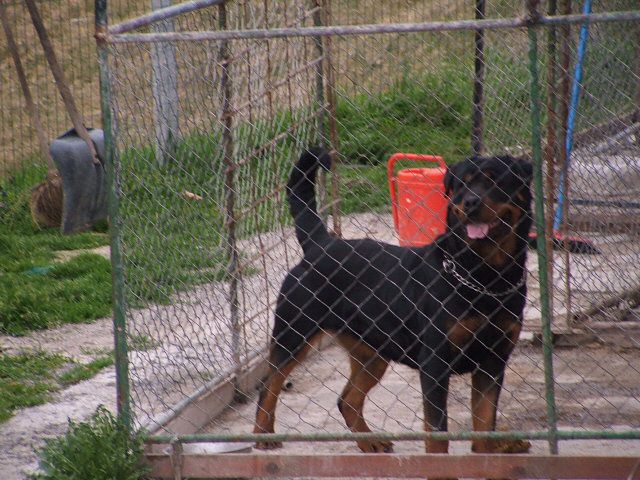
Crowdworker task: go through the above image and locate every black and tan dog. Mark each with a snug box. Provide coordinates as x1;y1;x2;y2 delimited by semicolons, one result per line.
254;147;532;455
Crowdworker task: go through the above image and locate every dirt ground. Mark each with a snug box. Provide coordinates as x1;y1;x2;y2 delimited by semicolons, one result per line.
205;332;640;461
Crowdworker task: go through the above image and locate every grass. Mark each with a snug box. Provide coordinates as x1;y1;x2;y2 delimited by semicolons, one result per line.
128;334;160;352
1;253;112;335
336;65;473;167
0;162;111;335
0;350;117;422
335;63;474;214
117;113;304;305
0;339;180;422
0;351;67;423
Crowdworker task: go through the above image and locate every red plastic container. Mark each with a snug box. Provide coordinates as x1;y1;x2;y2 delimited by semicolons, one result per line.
388;153;447;246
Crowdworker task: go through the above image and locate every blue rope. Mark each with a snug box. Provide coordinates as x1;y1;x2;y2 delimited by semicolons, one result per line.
553;0;592;231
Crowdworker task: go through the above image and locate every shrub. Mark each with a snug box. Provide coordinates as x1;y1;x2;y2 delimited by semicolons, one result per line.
32;406;148;480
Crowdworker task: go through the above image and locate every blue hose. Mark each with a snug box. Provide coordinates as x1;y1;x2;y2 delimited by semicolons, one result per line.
553;0;592;231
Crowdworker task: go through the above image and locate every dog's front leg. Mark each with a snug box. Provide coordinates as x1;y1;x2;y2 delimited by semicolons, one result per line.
470;361;505;453
420;366;451;454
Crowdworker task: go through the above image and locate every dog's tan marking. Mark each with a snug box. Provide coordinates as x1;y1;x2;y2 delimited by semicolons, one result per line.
335;334;391;453
447;316;485;350
471;371;501;453
424;416;449;454
254;332;324;449
493;314;523;356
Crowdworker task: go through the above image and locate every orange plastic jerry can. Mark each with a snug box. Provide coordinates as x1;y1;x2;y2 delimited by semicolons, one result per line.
388;153;448;247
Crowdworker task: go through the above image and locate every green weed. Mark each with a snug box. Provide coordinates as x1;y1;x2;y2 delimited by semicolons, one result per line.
58;356;114;387
128;334;160;352
32;406;148;480
0;350;119;423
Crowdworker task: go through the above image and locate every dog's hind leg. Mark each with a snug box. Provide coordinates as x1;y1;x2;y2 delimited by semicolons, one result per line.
254;332;321;450
336;334;391;453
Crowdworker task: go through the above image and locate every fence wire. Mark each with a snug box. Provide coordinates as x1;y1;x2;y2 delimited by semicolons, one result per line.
100;0;640;464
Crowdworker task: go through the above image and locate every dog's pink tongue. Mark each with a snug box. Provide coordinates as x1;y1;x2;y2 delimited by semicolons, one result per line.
467;223;489;239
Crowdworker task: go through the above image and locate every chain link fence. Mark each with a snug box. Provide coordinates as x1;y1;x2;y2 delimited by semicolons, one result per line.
99;0;640;476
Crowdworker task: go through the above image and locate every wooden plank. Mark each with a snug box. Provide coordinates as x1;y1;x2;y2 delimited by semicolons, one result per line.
146;453;640;479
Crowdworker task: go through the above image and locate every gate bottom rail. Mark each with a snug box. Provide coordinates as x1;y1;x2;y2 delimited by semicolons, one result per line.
146;452;640;479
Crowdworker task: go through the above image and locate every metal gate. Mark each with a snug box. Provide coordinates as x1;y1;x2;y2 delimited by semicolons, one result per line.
96;0;640;477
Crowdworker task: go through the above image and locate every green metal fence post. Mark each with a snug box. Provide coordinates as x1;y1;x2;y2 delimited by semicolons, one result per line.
526;0;559;455
95;0;132;429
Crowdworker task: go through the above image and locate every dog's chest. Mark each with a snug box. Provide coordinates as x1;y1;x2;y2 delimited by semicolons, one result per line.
445;312;521;364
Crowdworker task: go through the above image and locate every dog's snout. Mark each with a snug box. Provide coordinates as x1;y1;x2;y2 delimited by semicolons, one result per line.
463;195;482;215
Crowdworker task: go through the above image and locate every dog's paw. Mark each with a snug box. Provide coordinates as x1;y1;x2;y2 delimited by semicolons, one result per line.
357;440;394;453
494;437;531;454
254;440;283;450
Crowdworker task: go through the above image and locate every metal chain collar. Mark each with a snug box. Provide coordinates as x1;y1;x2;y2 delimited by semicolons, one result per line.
442;255;526;298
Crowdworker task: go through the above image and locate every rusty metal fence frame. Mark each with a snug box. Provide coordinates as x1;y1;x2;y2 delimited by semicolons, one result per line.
96;0;640;477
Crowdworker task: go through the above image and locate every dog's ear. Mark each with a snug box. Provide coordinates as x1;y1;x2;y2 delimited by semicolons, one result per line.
518;158;533;183
444;161;465;197
504;156;533;185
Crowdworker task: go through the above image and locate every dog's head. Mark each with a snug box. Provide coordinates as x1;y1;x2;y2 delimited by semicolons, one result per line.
444;155;533;261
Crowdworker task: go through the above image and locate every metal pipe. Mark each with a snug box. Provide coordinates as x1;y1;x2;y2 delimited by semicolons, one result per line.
143;350;263;434
313;0;327;146
322;0;342;237
545;198;640;209
526;0;559;455
553;0;593;232
109;0;225;34
95;0;132;430
102;11;640;44
312;1;329;225
146;428;640;444
636;20;640;143
559;0;573;343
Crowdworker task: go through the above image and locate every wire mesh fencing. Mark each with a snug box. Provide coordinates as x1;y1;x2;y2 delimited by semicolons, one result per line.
99;0;640;475
0;0;103;176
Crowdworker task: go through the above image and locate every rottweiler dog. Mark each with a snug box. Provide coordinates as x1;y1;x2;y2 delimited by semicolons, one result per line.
254;147;532;455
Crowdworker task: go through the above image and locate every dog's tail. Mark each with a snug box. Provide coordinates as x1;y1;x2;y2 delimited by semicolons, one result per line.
287;147;332;252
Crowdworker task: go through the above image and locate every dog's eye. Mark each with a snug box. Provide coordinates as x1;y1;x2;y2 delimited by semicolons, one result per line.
481;171;496;187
